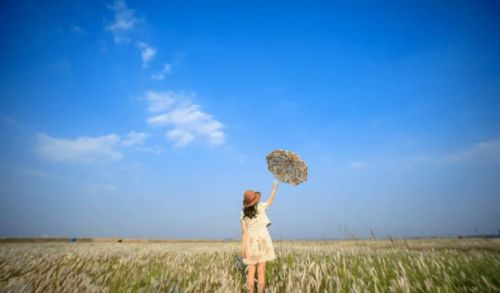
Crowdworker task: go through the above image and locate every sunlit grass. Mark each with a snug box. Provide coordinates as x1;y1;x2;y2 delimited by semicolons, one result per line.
0;238;499;292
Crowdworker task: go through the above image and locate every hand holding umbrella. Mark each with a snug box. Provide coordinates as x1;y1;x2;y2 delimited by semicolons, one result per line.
266;177;280;206
273;177;279;189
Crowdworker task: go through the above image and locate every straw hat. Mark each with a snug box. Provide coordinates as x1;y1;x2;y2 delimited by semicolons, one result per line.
243;190;261;207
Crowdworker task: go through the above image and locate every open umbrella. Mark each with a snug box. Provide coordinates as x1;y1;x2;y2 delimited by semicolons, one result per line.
266;149;308;185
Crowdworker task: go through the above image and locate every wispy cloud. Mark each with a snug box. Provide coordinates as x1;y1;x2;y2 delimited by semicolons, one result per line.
122;131;150;146
103;1;224;149
143;91;225;148
105;0;138;43
104;1;158;68
165;128;196;147
35;133;122;163
443;138;500;164
141;91;182;112
151;63;172;80
138;42;156;68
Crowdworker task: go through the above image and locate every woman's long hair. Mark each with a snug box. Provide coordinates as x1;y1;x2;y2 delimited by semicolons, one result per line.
243;203;259;219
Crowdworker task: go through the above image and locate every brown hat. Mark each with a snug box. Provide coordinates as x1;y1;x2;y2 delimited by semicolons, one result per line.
243;190;261;207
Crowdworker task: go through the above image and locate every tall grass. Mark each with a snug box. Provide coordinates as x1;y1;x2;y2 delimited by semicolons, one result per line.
0;238;499;292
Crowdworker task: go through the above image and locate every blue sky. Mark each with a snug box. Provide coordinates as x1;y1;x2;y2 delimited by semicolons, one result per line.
1;0;499;239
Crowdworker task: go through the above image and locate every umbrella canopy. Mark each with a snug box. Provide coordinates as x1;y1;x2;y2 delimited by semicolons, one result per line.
266;149;308;185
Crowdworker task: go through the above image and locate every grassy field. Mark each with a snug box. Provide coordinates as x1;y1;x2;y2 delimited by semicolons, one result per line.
1;238;499;292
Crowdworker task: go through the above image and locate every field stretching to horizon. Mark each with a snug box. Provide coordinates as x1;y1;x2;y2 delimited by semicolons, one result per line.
1;238;499;292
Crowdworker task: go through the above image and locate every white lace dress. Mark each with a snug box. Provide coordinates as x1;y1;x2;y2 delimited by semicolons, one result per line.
240;201;276;265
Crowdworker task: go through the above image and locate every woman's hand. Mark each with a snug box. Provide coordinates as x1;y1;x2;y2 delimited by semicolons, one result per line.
266;177;279;206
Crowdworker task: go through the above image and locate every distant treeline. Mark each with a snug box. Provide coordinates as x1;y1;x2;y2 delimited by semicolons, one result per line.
0;237;229;243
458;234;500;239
0;234;498;243
0;238;92;243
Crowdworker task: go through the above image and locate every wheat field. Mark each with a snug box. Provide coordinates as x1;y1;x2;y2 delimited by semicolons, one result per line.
1;238;499;292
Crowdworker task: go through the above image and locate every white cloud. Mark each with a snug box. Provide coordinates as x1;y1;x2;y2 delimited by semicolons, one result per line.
142;91;225;147
105;0;138;43
35;133;122;163
151;63;172;80
104;1;158;68
443;138;500;164
138;42;156;68
166;129;195;147
122;131;151;146
141;91;186;112
148;104;225;146
147;105;206;126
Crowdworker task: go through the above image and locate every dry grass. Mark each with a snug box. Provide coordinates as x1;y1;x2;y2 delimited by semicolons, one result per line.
0;238;499;292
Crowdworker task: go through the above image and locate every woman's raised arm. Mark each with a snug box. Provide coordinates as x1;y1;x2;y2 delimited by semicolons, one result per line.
266;178;279;207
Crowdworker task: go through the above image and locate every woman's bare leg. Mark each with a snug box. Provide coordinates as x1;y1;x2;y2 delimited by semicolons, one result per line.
246;264;256;292
257;262;267;293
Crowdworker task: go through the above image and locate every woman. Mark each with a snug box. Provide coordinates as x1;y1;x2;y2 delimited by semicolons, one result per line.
240;178;279;293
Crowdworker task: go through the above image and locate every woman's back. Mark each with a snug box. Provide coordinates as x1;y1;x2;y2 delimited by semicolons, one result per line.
240;202;271;229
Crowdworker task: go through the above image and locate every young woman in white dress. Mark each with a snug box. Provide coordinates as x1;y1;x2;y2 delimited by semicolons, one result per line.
240;179;279;293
